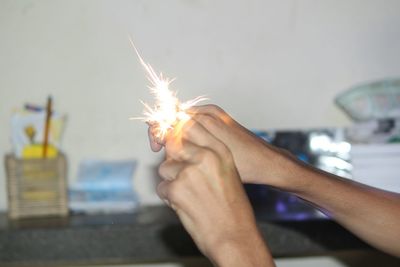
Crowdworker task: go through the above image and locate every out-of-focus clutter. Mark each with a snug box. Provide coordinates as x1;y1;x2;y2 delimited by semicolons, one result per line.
248;129;350;221
69;159;138;214
11;97;66;159
5;97;68;219
338;78;400;194
335;78;400;122
345;118;400;194
5;154;68;219
247;78;400;221
351;143;400;193
5;97;140;219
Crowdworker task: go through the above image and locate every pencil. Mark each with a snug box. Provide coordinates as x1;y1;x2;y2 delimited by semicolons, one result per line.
43;96;52;158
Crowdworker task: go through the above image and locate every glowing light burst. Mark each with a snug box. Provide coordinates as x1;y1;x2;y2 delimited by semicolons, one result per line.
129;38;207;140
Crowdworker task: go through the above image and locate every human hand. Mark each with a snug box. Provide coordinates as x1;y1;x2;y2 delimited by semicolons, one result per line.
147;104;301;190
187;105;300;189
157;119;274;266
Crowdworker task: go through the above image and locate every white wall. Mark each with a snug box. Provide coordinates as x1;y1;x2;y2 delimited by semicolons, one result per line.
1;0;400;211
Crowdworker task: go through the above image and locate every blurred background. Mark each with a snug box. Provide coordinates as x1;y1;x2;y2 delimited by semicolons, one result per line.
1;0;400;267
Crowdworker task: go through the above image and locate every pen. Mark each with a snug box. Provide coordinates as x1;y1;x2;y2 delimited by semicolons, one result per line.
43;96;52;158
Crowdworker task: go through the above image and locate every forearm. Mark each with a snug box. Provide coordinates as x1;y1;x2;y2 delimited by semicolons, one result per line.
281;160;400;256
210;228;275;267
181;105;400;257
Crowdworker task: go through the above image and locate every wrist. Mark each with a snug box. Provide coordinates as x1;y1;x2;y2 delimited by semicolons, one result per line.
208;228;274;267
278;154;323;195
257;146;313;193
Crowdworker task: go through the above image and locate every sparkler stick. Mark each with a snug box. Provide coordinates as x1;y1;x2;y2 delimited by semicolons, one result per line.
129;37;207;140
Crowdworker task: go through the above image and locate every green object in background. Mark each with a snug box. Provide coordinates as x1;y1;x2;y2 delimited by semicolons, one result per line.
389;135;400;143
335;78;400;122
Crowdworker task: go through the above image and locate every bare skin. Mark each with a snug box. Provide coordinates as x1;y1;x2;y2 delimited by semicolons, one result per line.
149;104;400;263
189;105;400;257
157;119;275;267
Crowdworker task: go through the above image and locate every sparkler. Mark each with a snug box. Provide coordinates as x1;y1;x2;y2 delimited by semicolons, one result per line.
129;37;207;140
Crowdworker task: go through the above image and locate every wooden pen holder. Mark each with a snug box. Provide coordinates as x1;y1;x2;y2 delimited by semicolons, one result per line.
5;154;68;219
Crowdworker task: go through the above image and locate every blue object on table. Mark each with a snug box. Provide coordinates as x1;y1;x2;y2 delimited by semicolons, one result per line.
69;159;138;214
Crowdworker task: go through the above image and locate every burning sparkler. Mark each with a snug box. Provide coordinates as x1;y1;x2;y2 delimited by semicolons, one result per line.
129;37;207;140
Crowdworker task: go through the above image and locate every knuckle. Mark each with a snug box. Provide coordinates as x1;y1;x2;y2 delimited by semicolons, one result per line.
208;104;225;116
198;114;218;128
158;161;169;180
180;123;191;138
209;105;233;124
167;181;185;204
156;181;167;199
177;166;189;180
201;145;233;168
181;120;198;140
218;142;232;160
177;165;196;180
198;148;218;164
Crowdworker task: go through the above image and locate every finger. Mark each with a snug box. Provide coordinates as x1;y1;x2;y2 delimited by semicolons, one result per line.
164;138;207;163
165;121;209;159
170;119;227;158
148;127;163;152
156;180;172;207
156;179;189;211
191;113;225;140
158;158;185;180
188;104;231;124
187;104;222;118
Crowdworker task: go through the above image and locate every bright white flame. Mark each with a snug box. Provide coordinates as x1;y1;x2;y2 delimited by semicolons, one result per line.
129;37;207;140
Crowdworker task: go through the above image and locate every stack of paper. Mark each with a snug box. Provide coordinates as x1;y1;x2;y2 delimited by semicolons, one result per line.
351;144;400;193
69;159;138;214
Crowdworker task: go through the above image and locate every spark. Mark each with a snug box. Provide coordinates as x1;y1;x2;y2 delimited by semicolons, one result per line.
129;37;207;140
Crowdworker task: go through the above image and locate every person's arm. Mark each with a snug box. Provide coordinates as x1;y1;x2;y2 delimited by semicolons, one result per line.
156;119;275;267
289;163;400;257
187;104;400;257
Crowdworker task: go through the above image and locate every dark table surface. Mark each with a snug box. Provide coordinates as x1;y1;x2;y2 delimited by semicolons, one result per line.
0;204;374;266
